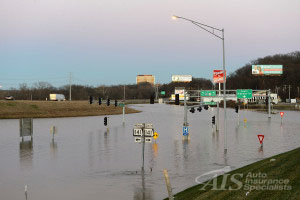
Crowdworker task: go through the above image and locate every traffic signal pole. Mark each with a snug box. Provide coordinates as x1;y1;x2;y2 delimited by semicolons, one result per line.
122;106;125;125
216;101;220;131
183;91;188;126
268;89;271;118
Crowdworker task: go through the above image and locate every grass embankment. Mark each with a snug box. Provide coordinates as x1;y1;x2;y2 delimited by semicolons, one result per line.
171;147;300;200
0;100;140;119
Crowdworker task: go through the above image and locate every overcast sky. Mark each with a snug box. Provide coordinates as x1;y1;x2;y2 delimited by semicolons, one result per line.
1;0;300;89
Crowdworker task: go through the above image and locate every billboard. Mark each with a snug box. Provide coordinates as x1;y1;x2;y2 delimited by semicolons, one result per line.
252;65;283;75
213;70;226;83
172;75;192;82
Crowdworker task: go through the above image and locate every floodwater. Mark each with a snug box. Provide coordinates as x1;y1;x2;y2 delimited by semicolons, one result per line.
0;104;300;200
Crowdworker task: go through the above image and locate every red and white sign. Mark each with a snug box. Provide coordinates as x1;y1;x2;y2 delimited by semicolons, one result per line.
257;134;264;144
213;70;226;83
280;112;284;117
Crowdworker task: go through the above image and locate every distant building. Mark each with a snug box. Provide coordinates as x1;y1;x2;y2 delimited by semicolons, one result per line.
136;75;155;85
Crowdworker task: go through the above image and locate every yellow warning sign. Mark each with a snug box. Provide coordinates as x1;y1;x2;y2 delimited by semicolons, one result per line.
153;132;159;140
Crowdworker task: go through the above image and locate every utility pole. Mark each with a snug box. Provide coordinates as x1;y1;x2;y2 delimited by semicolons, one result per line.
124;84;126;102
69;72;72;101
123;85;125;125
183;91;188;126
222;29;228;154
268;89;271;118
283;85;292;102
288;85;291;101
155;84;159;100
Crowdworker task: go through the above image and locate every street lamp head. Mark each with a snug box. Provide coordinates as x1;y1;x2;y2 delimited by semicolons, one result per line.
172;15;178;20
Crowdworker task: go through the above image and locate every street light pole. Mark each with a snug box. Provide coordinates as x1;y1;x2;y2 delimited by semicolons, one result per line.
173;15;227;153
222;29;227;153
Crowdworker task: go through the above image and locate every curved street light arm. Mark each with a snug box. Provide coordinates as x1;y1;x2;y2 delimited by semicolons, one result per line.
191;22;223;40
174;15;223;32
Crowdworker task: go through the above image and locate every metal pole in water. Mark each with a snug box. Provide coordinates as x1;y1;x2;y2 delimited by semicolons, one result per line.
24;185;28;200
183;91;187;126
238;105;240;122
217;101;219;131
268;89;271;118
142;124;145;171
163;169;173;200
123;84;126;125
222;29;227;154
122;106;125;125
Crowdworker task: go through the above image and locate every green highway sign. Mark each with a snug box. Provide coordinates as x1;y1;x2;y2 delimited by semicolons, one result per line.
160;91;166;95
237;89;253;99
200;90;216;97
204;102;217;105
119;103;125;107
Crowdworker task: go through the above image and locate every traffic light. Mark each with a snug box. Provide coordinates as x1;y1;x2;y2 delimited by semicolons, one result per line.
204;105;209;110
190;107;195;113
197;107;202;112
107;98;110;106
104;117;107;126
150;95;155;104
235;106;239;113
115;100;117;107
212;116;215;124
99;97;102;105
175;94;179;105
89;96;93;104
265;97;269;106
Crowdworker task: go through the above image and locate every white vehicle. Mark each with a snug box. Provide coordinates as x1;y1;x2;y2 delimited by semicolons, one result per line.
49;94;66;101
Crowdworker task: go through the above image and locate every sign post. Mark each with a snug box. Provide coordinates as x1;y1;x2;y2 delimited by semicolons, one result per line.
20;118;33;141
216;101;219;131
133;123;155;171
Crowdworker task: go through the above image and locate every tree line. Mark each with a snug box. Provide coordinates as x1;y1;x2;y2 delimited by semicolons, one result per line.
1;51;299;101
226;51;300;100
0;79;213;101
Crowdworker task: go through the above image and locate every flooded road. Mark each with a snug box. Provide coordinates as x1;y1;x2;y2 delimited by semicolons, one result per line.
0;104;300;200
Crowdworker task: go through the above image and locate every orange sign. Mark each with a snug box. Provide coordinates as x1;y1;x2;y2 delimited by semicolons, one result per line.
213;70;226;83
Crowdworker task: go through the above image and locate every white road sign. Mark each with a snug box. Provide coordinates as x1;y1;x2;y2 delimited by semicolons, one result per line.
133;128;143;136
144;129;154;137
145;138;152;143
145;124;153;129
134;137;142;143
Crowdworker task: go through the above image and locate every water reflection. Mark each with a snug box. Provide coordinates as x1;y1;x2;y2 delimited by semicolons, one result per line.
19;140;33;169
133;171;153;200
258;146;264;158
50;139;58;158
